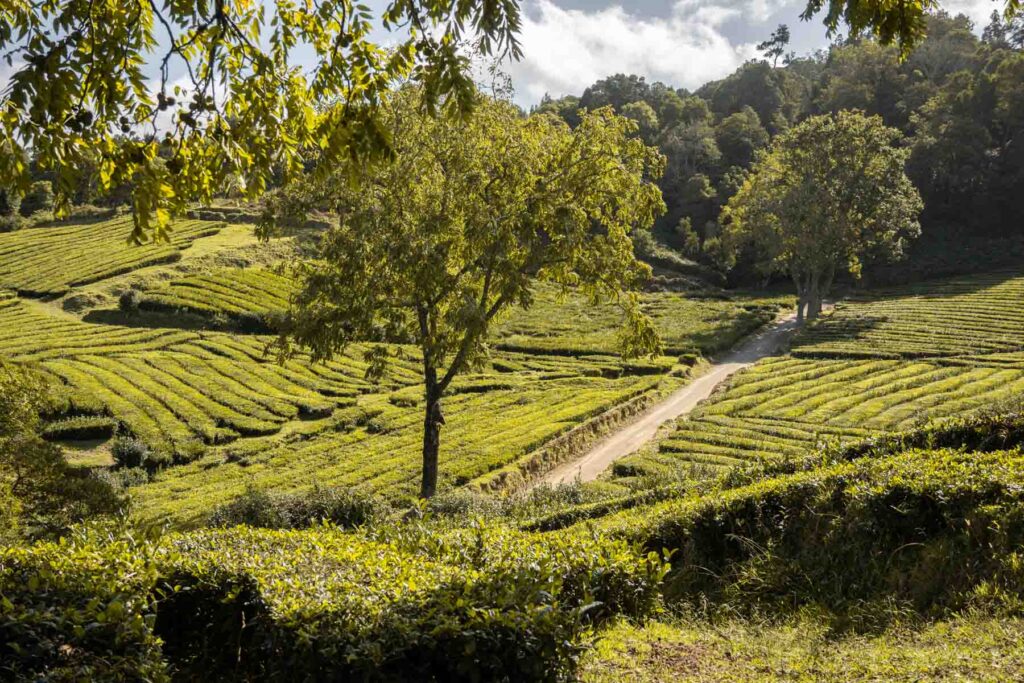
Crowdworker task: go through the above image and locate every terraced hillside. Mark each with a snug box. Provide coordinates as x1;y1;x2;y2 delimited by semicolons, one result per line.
0;217;798;524
793;270;1024;359
0;216;225;296
613;271;1024;479
139;267;297;326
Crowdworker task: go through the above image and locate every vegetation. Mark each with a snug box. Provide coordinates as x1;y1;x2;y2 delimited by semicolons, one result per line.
794;270;1024;359
139;267;297;331
2;5;1024;681
0;215;224;296
1;523;666;681
722;111;922;321
0;362;122;542
265;92;666;498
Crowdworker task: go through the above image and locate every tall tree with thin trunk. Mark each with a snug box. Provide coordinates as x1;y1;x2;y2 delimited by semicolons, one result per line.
261;90;665;498
722;111;922;323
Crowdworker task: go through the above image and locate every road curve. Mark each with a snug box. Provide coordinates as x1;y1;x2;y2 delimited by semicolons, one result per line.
541;311;801;486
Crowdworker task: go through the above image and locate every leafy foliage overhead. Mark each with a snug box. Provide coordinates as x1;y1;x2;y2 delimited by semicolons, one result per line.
0;0;522;242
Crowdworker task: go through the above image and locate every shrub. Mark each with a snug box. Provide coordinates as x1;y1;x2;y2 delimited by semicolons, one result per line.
19;181;54;217
209;484;387;530
0;537;168;682
111;436;151;469
609;448;1024;621
0;214;24;232
0;186;21;216
41;415;118;441
156;525;666;681
118;288;143;314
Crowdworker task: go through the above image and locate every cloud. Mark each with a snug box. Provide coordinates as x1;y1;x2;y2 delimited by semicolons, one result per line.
505;0;782;106
940;0;1003;28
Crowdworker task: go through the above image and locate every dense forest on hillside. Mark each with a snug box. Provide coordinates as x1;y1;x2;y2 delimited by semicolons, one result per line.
536;11;1024;284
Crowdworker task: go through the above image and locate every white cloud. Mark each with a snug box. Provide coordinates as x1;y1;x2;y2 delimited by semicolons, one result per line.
940;0;1002;28
505;0;782;106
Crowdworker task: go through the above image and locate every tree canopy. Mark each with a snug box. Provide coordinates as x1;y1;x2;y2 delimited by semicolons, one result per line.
722;111;922;322
0;0;522;242
260;91;666;497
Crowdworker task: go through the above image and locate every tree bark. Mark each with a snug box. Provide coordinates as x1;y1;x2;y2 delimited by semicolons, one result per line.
793;272;807;324
420;380;444;499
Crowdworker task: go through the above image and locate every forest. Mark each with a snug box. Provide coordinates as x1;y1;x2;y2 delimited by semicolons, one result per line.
1;0;1024;680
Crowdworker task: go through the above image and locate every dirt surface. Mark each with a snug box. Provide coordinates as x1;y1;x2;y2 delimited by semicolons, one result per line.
542;311;802;486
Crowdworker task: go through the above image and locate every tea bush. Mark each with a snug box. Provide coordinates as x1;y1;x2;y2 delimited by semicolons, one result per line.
0;537;167;681
593;448;1024;620
209;484;388;529
0;526;667;682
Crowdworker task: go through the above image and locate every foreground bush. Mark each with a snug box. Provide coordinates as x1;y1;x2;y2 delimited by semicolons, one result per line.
1;525;665;681
602;448;1024;620
0;537;167;681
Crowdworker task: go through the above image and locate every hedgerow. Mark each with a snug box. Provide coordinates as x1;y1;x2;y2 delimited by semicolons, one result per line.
590;448;1024;621
1;526;667;682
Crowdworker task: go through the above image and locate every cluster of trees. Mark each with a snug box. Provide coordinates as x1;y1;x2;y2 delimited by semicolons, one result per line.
536;12;1024;282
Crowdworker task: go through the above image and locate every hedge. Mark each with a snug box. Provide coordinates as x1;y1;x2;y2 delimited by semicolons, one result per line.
1;525;666;682
0;537;167;682
598;447;1024;617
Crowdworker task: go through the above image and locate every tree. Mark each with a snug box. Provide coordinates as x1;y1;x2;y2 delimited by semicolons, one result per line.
260;92;665;498
715;106;770;168
621;101;660;144
0;0;522;242
758;24;791;67
723;112;922;322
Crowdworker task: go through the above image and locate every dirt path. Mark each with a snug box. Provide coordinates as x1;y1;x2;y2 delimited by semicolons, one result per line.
541;311;801;486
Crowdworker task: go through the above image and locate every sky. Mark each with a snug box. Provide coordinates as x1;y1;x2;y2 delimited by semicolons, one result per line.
501;0;1002;106
0;0;1002;112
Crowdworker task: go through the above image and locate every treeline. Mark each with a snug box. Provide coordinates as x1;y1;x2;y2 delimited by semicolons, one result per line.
536;11;1024;284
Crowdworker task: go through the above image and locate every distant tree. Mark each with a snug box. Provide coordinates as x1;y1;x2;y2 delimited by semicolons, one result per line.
723;112;922;322
621;101;660;143
814;42;908;127
19;181;53;217
758;24;791;67
534;94;582;128
261;92;665;498
715;106;770;168
579;74;652;113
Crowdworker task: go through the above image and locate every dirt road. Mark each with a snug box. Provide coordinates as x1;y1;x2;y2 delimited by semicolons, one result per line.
541;311;801;486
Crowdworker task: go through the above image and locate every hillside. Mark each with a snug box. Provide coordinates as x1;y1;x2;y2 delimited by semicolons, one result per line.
0;216;787;526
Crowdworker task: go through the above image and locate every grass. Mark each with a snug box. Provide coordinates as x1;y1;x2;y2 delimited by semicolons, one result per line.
0;216;225;296
583;616;1024;682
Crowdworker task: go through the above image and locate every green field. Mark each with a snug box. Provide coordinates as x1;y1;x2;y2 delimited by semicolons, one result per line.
0;217;796;524
0;216;225;296
138;267;297;324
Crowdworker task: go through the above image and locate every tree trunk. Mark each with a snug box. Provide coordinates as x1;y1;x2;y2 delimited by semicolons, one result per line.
420;370;445;499
807;270;822;320
793;272;807;324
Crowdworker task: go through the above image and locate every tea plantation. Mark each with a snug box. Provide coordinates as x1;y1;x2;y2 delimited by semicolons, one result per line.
4;217;1024;681
610;270;1024;480
0;217;791;524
